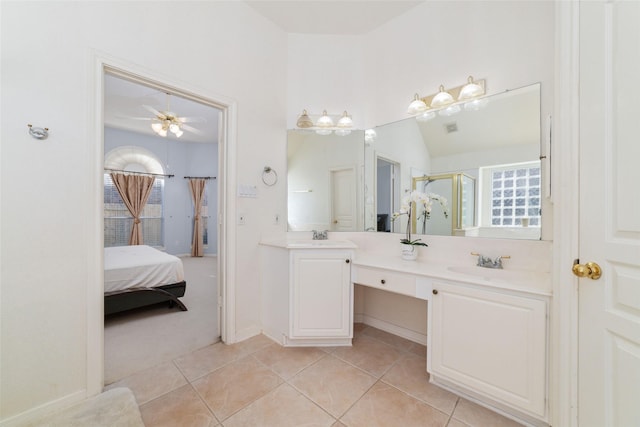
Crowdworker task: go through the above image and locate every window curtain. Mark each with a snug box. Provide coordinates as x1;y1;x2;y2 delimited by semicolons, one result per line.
110;173;155;245
188;178;207;257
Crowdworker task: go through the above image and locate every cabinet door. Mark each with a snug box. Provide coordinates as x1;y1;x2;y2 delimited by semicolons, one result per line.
291;250;351;339
430;282;546;418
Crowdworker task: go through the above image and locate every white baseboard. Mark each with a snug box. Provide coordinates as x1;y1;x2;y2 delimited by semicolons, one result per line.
0;389;87;427
233;324;263;344
359;315;427;346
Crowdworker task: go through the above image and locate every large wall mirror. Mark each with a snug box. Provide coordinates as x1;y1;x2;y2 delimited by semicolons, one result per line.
287;130;365;231
288;82;542;240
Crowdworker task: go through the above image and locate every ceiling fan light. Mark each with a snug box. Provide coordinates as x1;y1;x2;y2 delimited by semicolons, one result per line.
316;110;334;128
169;123;181;134
431;85;454;108
174;129;184;138
157;128;168;137
337;111;353;128
151;123;163;133
458;76;484;100
407;94;428;115
296;109;314;128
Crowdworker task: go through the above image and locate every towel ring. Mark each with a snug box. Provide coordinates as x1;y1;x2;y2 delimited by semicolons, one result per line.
262;166;278;186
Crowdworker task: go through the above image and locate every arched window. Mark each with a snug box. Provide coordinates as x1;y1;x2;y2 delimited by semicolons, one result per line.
104;147;165;247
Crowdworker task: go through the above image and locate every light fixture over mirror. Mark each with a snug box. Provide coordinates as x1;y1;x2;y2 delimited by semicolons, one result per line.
408;76;487;119
295;109;355;136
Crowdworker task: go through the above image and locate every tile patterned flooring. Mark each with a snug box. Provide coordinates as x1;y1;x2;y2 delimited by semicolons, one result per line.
107;324;523;427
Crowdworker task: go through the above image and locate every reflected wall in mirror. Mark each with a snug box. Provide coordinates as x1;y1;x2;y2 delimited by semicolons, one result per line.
412;173;476;237
365;83;542;240
287;130;364;231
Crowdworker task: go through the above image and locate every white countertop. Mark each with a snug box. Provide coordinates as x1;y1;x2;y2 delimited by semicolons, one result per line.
260;237;552;297
352;253;551;297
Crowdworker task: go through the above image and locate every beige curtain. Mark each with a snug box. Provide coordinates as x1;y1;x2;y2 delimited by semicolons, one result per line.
189;178;207;257
110;173;155;245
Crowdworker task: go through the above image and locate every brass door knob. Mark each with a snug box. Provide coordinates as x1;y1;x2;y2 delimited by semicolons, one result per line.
572;260;602;280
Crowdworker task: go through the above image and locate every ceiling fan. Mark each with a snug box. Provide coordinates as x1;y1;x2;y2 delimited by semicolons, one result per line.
138;93;203;138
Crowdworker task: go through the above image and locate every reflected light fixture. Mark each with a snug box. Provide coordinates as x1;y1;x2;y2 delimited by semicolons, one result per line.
458;76;484;100
416;111;436;122
431;85;454;108
438;104;461;117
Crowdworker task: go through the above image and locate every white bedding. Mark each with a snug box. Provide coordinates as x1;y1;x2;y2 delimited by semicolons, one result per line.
104;245;185;293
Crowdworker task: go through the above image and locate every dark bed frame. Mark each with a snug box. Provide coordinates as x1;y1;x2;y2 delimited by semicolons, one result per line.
104;281;188;316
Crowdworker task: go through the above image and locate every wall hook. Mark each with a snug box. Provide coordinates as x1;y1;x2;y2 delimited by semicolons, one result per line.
28;124;49;140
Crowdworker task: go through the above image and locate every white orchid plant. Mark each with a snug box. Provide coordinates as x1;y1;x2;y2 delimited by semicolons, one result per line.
392;190;449;246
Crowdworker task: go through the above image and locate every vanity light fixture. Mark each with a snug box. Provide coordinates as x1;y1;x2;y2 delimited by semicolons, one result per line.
431;85;455;108
295;109;355;136
458;76;484;100
296;110;314;128
316;110;334;128
407;76;487;119
407;94;428;115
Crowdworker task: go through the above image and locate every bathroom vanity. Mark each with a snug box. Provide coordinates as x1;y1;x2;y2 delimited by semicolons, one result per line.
260;234;551;426
260;239;356;347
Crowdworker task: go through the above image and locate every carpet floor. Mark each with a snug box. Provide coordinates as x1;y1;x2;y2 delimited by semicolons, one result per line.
104;256;219;384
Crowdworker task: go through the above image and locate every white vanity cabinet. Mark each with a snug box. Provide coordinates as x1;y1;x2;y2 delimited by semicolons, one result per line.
260;243;354;347
428;281;548;423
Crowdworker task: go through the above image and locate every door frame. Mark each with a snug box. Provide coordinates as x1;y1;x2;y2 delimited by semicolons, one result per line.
374;154;401;233
88;52;237;395
552;1;581;426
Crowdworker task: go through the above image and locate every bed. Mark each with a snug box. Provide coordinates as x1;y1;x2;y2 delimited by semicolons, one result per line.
104;245;187;315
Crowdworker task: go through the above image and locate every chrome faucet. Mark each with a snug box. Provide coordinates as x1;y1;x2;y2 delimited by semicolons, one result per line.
312;230;328;240
471;252;511;269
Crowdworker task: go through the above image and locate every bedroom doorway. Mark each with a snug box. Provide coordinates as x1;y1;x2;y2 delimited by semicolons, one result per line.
101;67;226;384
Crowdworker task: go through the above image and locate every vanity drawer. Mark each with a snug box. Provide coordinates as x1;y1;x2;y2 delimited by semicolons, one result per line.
353;266;416;297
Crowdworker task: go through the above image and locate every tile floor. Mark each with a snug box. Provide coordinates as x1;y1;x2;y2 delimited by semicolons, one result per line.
107;324;523;427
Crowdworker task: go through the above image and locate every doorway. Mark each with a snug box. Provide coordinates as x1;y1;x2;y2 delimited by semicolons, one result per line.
376;157;400;233
99;64;230;385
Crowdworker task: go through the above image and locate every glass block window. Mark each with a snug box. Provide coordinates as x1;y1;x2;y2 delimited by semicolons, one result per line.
104;174;164;247
488;162;541;227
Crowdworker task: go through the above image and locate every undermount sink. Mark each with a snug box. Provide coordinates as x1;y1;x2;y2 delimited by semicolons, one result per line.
447;265;541;283
286;239;357;249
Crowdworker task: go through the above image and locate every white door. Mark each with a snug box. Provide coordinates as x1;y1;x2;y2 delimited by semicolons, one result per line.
331;168;356;231
578;2;640;425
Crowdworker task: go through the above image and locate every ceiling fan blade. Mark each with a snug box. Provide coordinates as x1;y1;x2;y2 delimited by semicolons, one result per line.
142;104;165;119
178;116;206;124
181;124;204;135
117;115;154;121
